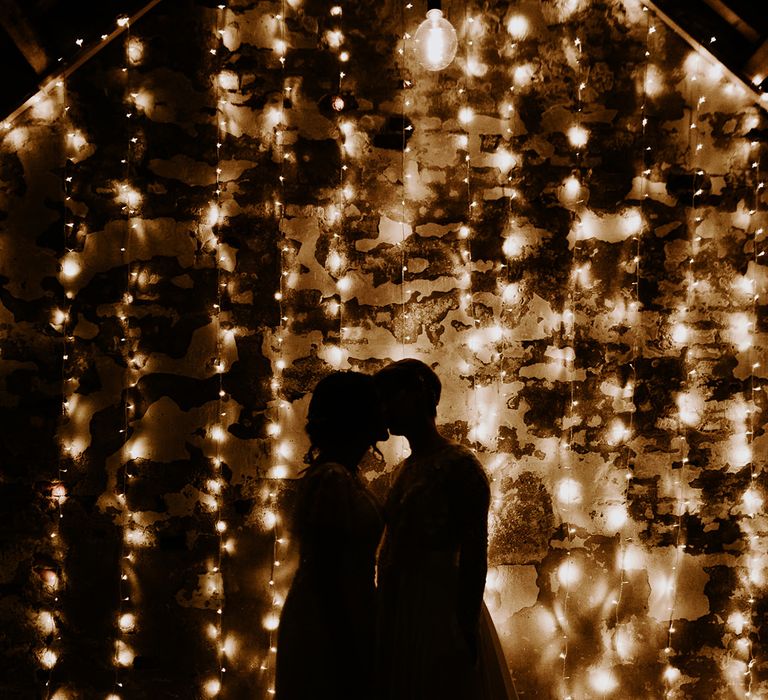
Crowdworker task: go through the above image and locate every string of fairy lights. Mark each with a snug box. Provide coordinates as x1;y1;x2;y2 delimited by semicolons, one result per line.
733;128;765;699
202;4;230;695
555;24;589;700
329;3;351;367
110;14;139;698
661;49;705;696
458;6;481;424
39;77;77;700
614;0;652;663
261;2;291;694
399;2;413;356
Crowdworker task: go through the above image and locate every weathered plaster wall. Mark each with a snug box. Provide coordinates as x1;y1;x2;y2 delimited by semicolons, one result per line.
0;0;766;698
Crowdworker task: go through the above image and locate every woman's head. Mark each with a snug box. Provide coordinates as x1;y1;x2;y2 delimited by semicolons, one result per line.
373;359;441;436
305;371;388;460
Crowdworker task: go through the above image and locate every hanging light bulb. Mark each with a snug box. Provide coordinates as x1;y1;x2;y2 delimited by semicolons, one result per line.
414;1;458;72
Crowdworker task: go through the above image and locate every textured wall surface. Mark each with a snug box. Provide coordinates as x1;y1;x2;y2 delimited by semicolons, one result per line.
0;0;766;698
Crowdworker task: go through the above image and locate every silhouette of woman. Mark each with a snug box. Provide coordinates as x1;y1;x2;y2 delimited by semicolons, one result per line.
374;359;516;700
275;371;387;700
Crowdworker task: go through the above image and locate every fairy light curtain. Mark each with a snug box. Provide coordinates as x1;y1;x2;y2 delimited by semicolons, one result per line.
0;0;765;698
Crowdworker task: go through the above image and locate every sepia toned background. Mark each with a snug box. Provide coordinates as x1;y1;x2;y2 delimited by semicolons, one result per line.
0;0;766;697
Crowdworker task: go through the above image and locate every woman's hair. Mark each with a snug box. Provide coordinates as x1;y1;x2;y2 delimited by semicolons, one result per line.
305;371;385;458
374;358;441;417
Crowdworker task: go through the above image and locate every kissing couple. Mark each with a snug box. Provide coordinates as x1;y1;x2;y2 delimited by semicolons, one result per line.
274;359;516;700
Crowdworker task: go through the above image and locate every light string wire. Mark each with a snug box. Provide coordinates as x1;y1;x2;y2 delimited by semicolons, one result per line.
113;14;139;698
494;26;522;700
331;4;349;365
614;0;652;651
738;126;764;699
263;1;290;694
399;2;413;359
459;3;482;462
557;22;588;700
204;4;230;696
662;49;704;696
42;76;76;699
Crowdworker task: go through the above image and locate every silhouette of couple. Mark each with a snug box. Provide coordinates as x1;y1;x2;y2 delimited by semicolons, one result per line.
275;359;515;700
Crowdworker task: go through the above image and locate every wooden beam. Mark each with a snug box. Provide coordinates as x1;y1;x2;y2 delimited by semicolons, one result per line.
642;0;768;113
1;0;165;126
744;38;768;86
0;0;48;74
700;0;760;43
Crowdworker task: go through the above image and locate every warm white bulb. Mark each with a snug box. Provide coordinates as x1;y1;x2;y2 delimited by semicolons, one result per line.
119;613;136;632
567;125;589;148
507;14;529;39
414;9;458;72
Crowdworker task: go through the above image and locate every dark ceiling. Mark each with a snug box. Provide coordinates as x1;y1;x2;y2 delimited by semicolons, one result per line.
0;0;766;120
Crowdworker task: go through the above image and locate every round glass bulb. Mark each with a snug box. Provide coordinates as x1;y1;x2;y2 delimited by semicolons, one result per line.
414;9;458;72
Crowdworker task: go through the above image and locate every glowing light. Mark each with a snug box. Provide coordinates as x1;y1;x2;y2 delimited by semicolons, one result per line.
557;478;582;505
502;282;520;304
728;611;747;635
644;64;664;97
116;641;134;667
589;668;618;693
211;425;226;443
567;125;589;148
336;276;352;294
38;612;55;635
66;130;88;150
207;204;221;226
502;234;525;258
513;63;534;87
671;323;689;345
605;504;628;530
562;175;582;202
619;545;645;570
119;185;142;210
494;149;516;172
263;612;280;631
219;70;239;90
414;9;459;72
32;96;56;121
607;418;628;445
677;391;703;427
327;344;345;368
277;441;292;460
126;37;144;64
42;569;59;589
264;511;278;529
458;106;474;124
663;666;681;683
507;14;529;39
327;251;344;274
742;488;762;515
40;649;58;668
118;613;136;632
326;30;343;48
557;559;581;587
621;209;643;236
730;440;751;467
204;679;221;697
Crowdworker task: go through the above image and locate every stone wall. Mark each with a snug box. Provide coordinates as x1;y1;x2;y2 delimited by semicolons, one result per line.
0;0;766;697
